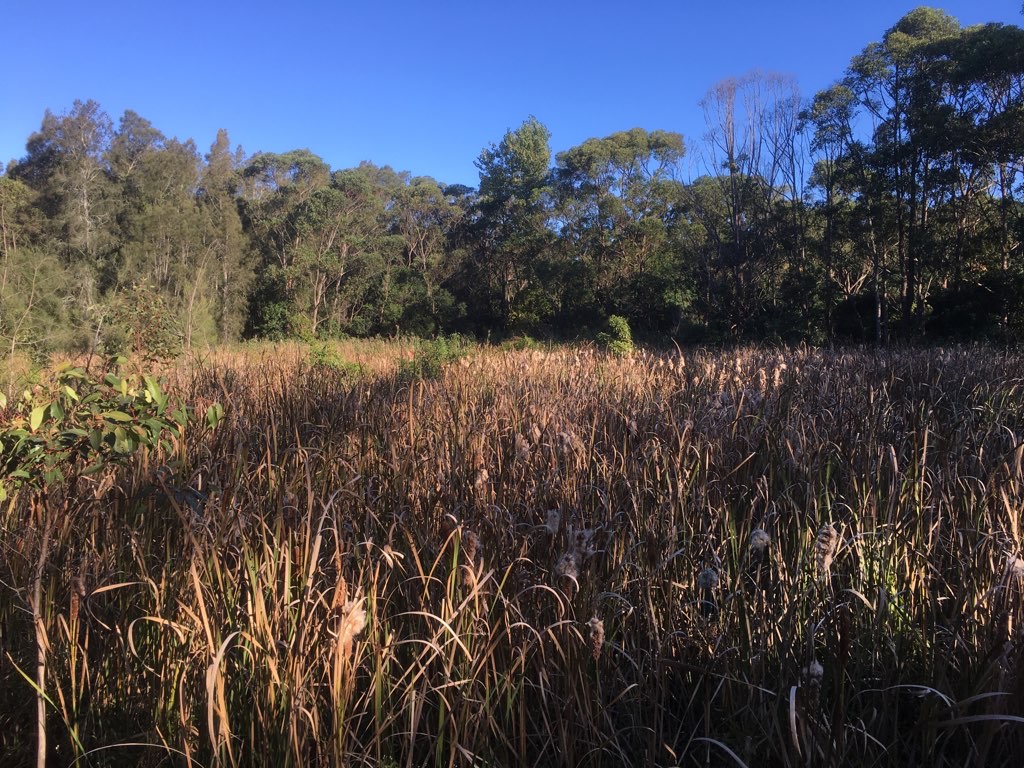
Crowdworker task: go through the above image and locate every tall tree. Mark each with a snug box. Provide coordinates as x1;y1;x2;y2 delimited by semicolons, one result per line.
200;129;250;342
471;116;555;333
554;128;688;332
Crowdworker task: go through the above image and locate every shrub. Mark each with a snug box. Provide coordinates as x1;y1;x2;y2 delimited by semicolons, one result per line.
398;334;472;380
597;314;634;355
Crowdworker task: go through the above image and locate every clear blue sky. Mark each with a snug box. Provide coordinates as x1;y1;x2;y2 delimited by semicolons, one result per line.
1;1;1019;187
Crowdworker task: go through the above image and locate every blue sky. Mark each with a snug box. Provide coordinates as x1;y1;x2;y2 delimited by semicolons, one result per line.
2;1;1019;187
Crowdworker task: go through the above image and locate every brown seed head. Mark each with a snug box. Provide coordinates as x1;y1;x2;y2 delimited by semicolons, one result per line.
587;616;605;660
815;524;840;582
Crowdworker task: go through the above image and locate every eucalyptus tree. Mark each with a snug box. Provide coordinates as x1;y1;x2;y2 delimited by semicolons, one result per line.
693;72;808;336
844;7;962;334
554;128;687;332
9;100;117;288
390;176;465;333
470;116;555;333
239;149;330;336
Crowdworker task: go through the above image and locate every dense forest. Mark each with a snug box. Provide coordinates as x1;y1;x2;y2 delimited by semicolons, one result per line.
2;6;1023;361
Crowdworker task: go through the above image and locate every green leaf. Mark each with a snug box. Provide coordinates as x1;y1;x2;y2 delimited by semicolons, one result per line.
29;406;46;432
205;403;224;430
100;410;133;422
49;401;65;421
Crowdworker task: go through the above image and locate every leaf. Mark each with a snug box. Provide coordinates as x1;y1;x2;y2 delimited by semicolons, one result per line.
49;400;65;421
0;392;6;409
205;403;224;430
100;410;133;422
63;385;80;403
29;406;46;432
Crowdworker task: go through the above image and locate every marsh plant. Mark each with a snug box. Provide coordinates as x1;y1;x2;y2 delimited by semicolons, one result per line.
3;343;1024;766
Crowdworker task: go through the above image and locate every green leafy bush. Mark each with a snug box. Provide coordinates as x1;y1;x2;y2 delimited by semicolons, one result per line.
399;334;472;380
0;359;196;501
597;315;634;355
308;342;365;380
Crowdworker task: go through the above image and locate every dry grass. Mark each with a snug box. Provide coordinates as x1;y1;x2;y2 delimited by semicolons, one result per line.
3;342;1024;767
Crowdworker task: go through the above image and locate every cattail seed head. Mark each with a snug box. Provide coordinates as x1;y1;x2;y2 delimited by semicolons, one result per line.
473;467;489;491
587;617;605;660
574;527;597;559
338;598;367;651
750;528;771;555
697;567;720;591
1006;553;1024;582
801;658;824;707
555;551;580;583
815;524;840;582
515;433;531;462
545;508;561;535
462;530;480;565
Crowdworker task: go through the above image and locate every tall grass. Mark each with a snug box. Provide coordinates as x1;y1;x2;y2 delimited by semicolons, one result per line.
3;343;1024;766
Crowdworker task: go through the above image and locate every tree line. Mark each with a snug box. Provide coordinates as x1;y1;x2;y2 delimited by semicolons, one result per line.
2;7;1022;363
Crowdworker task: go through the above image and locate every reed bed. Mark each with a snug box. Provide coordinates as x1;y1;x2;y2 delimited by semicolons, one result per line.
3;343;1024;767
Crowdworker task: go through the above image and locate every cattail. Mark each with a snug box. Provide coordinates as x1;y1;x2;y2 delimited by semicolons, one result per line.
1006;553;1024;583
557;430;581;454
587;617;605;661
555;551;580;584
338;598;367;652
574;527;597;559
514;433;531;463
697;568;719;590
462;530;480;565
815;524;840;583
473;467;489;491
800;658;824;708
545;508;561;536
698;567;720;618
750;528;771;556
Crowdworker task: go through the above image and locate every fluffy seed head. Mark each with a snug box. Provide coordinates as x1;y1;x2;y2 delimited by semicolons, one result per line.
515;433;531;462
697;568;719;591
545;509;561;535
587;617;605;660
803;659;824;682
473;468;489;491
1006;553;1024;581
574;527;597;558
750;528;771;554
815;524;840;581
555;551;580;582
462;530;480;564
338;598;367;651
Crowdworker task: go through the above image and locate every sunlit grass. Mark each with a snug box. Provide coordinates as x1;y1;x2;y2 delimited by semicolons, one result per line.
3;342;1024;766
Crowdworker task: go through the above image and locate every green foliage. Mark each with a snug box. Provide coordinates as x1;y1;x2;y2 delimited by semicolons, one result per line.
0;360;192;501
104;284;182;363
596;314;633;355
500;335;541;351
398;334;472;380
307;342;365;379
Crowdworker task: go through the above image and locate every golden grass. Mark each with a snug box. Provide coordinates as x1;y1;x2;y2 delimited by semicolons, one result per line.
3;342;1024;766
